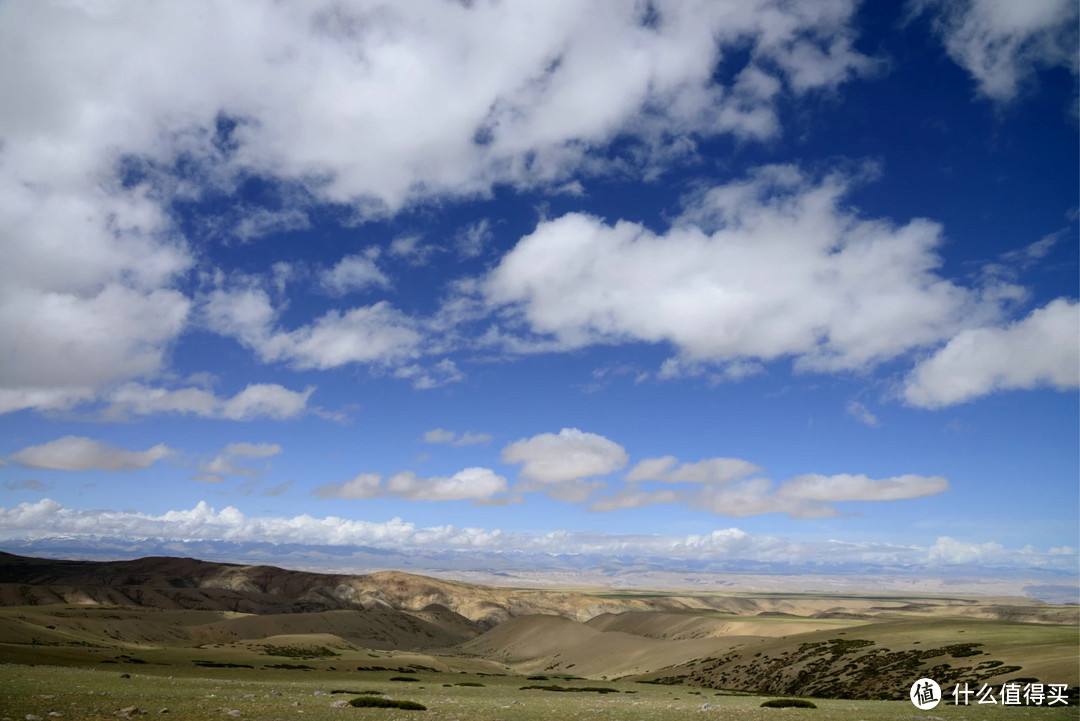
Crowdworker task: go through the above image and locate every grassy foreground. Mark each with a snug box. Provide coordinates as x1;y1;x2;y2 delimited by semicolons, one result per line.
0;663;1075;721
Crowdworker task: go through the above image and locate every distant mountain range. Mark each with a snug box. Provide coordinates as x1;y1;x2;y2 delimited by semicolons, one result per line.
2;536;1076;603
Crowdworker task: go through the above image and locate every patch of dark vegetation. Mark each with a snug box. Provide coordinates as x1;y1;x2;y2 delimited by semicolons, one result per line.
520;684;620;694
944;643;984;658
259;644;337;659
193;660;254;669
264;663;314;670
526;675;549;680
453;681;484;687
348;696;426;710
761;698;817;708
668;638;1017;701
330;689;381;695
390;676;420;682
116;655;146;664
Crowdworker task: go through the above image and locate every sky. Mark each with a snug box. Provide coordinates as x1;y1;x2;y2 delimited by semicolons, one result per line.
0;0;1077;586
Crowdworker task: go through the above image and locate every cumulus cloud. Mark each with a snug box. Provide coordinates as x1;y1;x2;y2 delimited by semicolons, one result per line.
590;454;950;518
486;165;1012;375
775;473;950;502
422;429;494;447
321;252;390;295
316;473;383;500
589;487;682;512
912;0;1079;101
625;455;762;483
9;437;173;472
904;298;1080;407
845;400;881;427
314;467;508;502
394;359;466;390
0;0;881;413
103;382;314;421
233;207;311;243
501;428;628;484
203;287;421;370
0;0;873;211
1;498;1072;572
386;468;509;502
928;535;1008;564
193;442;282;483
456;220;494;259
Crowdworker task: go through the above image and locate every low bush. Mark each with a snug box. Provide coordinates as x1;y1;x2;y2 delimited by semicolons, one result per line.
348;697;426;710
761;698;817;708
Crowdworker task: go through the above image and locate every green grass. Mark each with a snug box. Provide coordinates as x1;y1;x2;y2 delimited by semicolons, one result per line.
0;663;1075;721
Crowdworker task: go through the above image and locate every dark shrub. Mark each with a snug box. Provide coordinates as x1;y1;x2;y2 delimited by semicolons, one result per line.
348;697;426;710
761;698;817;708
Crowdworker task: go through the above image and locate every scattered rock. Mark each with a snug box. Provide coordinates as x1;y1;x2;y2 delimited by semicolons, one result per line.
700;703;711;710
312;691;326;696
225;712;241;718
25;715;43;721
115;707;140;717
330;699;349;708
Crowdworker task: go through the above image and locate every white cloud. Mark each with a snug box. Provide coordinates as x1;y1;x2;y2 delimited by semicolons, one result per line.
501;428;628;484
456;219;493;258
0;0;879;410
589;487;682;512
194;441;283;483
316;473;383;500
904;298;1080;408
694;479;835;519
386;468;508;502
388;235;441;265
103;382;313;420
913;0;1079;101
3;498;1069;572
928;535;1008;564
221;384;315;421
625;456;762;483
423;429;494;447
203;287;421;370
394;359;465;390
321;252;390;295
486;165;1008;374
222;442;281;459
775;473;950;502
9;436;173;472
845;400;881;427
0;387;97;416
590;458;950;518
314;467;508;502
234;207;311;243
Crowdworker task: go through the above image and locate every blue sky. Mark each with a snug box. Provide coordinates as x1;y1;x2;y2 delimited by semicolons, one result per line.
0;0;1077;583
